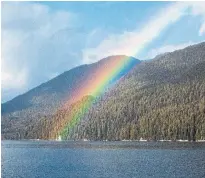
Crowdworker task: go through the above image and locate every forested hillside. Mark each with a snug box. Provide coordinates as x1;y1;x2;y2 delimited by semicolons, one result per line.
1;55;140;139
75;42;205;141
2;42;205;141
18;42;205;141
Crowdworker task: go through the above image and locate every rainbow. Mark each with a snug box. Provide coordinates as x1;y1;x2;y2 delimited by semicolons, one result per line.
59;55;139;140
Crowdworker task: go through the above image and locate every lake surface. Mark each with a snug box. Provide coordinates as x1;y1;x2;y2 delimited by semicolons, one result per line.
2;140;205;178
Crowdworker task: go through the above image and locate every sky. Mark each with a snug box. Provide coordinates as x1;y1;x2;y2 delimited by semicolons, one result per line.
1;1;205;102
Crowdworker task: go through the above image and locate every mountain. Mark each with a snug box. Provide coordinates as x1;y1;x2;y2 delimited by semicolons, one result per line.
1;55;141;139
18;42;205;141
2;42;205;141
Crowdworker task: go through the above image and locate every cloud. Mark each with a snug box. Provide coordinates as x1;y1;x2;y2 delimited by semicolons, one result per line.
82;2;188;64
145;41;198;59
1;2;84;102
2;1;205;102
82;2;205;64
187;2;205;36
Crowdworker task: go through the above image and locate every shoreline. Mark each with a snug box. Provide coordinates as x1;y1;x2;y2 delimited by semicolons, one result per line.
2;139;205;142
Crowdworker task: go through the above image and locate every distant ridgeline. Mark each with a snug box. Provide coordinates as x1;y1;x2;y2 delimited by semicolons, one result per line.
2;42;205;141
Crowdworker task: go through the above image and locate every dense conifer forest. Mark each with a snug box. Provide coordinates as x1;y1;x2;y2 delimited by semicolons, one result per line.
2;42;205;141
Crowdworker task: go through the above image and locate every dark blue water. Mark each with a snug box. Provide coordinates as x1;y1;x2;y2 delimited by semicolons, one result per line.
2;140;205;178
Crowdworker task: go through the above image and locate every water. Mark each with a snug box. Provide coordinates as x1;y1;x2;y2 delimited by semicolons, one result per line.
2;140;205;178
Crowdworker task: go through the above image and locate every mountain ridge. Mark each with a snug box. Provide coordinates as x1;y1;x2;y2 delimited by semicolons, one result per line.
27;41;205;141
2;55;140;114
2;42;205;140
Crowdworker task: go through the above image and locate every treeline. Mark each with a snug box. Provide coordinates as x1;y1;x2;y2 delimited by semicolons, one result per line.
68;81;205;141
19;79;205;141
2;42;205;141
